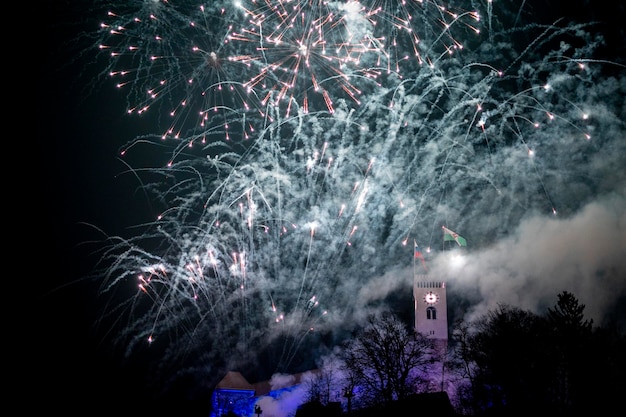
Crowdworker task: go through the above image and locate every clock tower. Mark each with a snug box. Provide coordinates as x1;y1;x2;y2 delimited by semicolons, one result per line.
414;275;448;352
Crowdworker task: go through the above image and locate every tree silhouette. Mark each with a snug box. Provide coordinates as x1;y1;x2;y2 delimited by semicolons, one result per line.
546;291;594;414
547;291;593;335
461;304;554;416
340;312;436;407
450;291;625;416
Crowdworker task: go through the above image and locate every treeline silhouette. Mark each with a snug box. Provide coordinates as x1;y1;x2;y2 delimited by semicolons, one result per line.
292;291;624;417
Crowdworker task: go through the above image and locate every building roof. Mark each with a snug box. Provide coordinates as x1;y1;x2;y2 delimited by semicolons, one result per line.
215;371;255;391
215;369;320;396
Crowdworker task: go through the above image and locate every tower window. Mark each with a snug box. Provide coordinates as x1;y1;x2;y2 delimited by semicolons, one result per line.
426;306;437;320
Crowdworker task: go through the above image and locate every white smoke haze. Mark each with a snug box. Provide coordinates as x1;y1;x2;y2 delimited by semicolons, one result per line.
255;371;319;417
432;192;626;326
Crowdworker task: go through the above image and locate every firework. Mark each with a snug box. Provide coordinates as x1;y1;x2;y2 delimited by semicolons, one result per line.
93;0;265;146
83;0;624;388
361;0;483;72
227;0;383;116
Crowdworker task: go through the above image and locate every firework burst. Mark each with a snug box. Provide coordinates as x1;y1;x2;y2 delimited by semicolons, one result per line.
227;0;384;116
93;0;265;147
361;0;483;72
80;0;625;388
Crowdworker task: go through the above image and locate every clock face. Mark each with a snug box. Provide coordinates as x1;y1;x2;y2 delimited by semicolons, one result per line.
424;291;439;304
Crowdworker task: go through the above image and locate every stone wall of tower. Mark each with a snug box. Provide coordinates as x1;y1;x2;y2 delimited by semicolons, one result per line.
414;275;449;393
413;276;448;349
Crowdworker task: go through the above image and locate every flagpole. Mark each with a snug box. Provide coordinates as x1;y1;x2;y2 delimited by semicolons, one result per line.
413;240;416;279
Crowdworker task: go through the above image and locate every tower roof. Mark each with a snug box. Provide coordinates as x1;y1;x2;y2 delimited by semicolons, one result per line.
215;371;255;391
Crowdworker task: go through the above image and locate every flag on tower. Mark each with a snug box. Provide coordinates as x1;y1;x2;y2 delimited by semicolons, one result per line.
442;226;467;246
414;240;424;259
414;240;428;270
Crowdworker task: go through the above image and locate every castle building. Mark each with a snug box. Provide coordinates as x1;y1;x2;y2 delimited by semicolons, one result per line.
210;371;316;417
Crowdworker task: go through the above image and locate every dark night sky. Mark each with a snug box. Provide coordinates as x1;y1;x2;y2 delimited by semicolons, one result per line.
35;1;624;415
37;3;186;414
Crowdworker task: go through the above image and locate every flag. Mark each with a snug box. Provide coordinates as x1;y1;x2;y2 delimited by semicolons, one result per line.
442;226;467;246
414;240;424;259
414;240;428;270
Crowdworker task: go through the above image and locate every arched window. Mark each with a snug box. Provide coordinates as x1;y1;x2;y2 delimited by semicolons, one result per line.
426;306;437;320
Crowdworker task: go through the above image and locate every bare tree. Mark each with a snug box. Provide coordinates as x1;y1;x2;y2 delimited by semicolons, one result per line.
340;311;436;407
449;319;481;415
303;354;343;405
